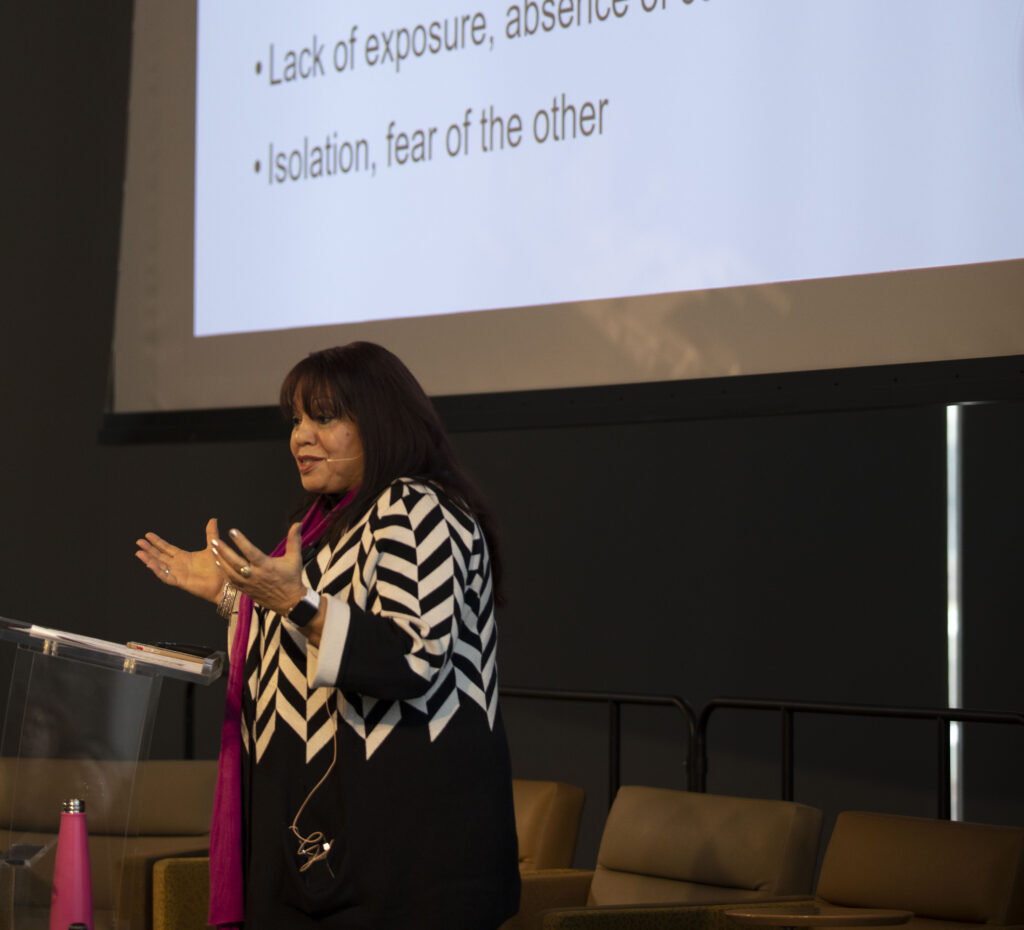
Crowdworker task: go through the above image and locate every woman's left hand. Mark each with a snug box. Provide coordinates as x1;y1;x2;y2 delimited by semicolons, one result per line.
212;523;307;616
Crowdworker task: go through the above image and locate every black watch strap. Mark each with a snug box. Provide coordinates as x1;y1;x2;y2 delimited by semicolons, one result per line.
287;588;322;628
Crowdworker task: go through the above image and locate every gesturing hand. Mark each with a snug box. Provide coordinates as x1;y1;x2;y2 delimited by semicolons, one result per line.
135;518;226;604
210;523;307;617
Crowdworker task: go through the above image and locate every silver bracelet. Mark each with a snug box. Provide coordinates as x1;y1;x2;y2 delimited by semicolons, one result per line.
216;581;239;619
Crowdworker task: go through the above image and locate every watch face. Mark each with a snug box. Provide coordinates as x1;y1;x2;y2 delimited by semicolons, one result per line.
289;592;320;627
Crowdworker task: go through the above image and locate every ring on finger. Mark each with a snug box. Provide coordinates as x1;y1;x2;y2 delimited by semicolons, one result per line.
239;564;252;579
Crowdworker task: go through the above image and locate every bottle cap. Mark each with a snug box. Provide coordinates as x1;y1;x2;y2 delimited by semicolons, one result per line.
61;798;85;813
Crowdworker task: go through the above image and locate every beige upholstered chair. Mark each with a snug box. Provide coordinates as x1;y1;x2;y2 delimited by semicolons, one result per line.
514;779;586;871
153;856;211;930
530;786;822;930
497;780;588;930
814;810;1024;930
544;809;1024;930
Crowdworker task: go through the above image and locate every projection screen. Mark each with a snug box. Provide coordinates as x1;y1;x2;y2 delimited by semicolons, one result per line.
111;0;1024;415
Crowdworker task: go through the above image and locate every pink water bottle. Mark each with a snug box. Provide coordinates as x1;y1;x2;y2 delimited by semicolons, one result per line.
50;798;93;930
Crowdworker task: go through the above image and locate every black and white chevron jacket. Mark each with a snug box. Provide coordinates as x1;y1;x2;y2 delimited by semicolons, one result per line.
241;477;500;763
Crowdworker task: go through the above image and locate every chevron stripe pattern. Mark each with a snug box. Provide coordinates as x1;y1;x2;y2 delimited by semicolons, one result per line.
243;479;500;763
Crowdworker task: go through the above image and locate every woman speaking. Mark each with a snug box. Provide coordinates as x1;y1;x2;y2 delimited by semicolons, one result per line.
136;343;520;929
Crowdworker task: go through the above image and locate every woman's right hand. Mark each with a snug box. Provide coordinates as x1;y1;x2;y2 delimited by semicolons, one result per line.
135;518;227;604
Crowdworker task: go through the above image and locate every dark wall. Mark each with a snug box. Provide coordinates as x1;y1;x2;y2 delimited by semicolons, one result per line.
4;1;1021;869
960;404;1024;828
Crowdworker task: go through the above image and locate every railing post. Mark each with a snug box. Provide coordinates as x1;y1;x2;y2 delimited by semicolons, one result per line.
937;716;952;820
781;708;794;801
609;700;621;807
694;705;710;793
692;729;703;792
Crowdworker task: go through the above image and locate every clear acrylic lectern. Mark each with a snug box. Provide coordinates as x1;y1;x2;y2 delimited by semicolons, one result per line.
0;617;224;930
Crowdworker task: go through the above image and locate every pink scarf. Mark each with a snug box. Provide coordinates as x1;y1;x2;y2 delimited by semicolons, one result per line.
208;489;356;927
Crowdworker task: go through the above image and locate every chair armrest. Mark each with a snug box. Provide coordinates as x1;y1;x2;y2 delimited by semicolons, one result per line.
120;839;210;929
541;898;816;930
152;856;210;930
501;869;595;930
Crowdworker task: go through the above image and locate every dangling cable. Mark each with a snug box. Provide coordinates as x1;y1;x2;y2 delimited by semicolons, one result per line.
289;714;338;875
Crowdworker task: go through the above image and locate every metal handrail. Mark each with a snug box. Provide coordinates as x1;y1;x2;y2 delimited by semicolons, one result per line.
500;687;698;802
695;697;1024;818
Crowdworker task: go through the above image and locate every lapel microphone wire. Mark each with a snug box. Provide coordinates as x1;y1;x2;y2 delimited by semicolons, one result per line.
289;712;338;875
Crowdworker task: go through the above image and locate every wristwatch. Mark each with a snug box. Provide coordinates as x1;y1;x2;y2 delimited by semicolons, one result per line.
287;587;322;628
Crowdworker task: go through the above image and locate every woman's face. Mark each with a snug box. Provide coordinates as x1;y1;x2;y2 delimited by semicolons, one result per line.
289;399;364;495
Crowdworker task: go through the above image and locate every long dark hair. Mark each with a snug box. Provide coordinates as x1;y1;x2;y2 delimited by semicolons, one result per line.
280;342;503;598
